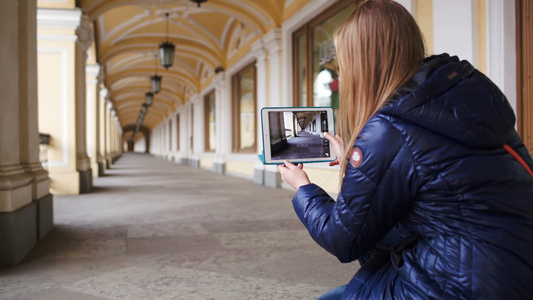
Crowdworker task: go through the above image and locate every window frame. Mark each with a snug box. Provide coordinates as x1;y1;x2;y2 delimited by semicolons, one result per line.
204;89;216;152
231;61;257;153
292;0;353;107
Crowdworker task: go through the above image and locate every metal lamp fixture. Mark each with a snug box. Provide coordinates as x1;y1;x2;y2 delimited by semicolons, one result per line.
145;92;154;106
150;54;162;94
190;0;207;7
151;74;162;94
159;13;175;69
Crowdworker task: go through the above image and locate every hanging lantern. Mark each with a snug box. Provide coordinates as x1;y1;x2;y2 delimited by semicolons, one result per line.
145;92;154;106
159;13;175;69
151;75;162;94
151;53;162;93
190;0;207;7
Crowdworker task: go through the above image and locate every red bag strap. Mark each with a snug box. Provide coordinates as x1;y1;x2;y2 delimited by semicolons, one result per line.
503;144;533;177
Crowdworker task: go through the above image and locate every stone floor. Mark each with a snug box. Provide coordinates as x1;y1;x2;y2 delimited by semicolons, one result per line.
0;153;358;300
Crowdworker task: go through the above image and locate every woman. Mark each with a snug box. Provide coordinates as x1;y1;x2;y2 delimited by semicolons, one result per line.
278;0;533;299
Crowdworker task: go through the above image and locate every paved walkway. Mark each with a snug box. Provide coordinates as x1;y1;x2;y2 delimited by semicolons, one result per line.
0;153;358;300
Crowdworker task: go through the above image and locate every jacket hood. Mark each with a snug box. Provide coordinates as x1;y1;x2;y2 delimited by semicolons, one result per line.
381;54;516;149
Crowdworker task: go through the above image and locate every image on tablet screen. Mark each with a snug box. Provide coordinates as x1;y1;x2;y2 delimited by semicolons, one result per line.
268;110;331;160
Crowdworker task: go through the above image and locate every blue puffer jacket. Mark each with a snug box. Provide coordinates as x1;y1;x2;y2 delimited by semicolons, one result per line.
293;54;533;299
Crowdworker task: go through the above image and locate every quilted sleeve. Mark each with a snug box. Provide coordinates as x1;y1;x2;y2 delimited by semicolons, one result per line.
292;117;418;263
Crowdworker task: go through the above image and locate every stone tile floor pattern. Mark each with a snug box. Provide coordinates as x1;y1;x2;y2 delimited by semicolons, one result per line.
0;153;358;300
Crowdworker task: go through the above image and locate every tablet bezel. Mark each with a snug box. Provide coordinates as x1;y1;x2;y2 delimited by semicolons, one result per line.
260;106;336;165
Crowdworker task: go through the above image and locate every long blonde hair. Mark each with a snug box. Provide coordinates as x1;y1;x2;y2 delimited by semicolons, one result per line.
336;0;425;177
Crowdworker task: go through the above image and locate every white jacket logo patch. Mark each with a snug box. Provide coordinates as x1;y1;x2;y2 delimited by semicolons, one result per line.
350;147;363;168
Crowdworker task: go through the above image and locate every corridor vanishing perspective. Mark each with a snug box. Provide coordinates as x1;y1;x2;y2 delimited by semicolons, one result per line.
0;153;357;299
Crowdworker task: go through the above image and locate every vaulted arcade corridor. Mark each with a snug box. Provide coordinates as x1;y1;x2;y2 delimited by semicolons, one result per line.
0;153;356;299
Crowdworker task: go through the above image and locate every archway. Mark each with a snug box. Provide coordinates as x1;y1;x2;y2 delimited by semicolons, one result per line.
122;124;151;153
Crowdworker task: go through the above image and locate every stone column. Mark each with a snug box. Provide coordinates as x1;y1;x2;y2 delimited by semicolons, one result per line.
180;102;191;165
0;0;39;266
75;13;93;193
486;0;517;112
98;87;108;176
263;29;282;188
19;0;53;239
189;96;200;167
214;72;227;174
105;101;113;168
433;0;478;66
110;110;117;162
86;64;100;178
251;39;268;185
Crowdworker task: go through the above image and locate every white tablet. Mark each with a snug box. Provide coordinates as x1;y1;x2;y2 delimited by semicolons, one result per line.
260;107;336;164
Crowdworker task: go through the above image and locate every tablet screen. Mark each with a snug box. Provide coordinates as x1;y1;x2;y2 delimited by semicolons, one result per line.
261;107;336;164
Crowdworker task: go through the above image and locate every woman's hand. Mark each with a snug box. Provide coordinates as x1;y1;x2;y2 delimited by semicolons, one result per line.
277;161;311;191
325;132;344;166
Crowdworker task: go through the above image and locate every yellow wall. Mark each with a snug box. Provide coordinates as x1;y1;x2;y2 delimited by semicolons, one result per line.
38;28;81;195
416;0;434;55
306;167;341;194
226;160;255;177
200;157;214;169
37;0;75;9
283;0;312;22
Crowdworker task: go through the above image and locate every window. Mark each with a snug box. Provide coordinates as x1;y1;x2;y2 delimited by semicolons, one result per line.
293;0;352;118
204;90;216;152
232;61;257;153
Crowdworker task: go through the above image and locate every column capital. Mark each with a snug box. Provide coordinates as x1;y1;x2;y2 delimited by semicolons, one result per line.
215;72;226;88
263;28;282;55
251;39;267;62
100;87;109;102
75;13;93;52
86;64;101;85
97;67;106;84
37;7;82;30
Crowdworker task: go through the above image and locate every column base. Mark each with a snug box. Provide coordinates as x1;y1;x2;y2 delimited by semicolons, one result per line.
0;202;37;266
36;194;53;241
214;162;226;174
264;168;281;188
188;158;200;168
179;158;188;165
79;168;93;194
112;154;122;164
98;161;105;176
253;168;264;185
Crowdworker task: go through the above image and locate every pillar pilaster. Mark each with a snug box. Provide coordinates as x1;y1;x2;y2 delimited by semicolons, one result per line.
0;0;45;265
86;64;100;178
262;29;283;188
75;13;93;192
105;101;113;168
37;7;90;195
251;39;268;186
214;72;227;174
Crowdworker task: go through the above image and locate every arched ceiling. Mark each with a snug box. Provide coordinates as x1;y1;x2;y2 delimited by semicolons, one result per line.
77;0;287;136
